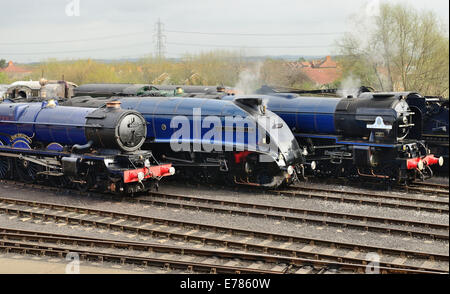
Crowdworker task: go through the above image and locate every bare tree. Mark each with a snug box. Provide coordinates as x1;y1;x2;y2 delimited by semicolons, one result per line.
337;2;449;97
260;59;313;88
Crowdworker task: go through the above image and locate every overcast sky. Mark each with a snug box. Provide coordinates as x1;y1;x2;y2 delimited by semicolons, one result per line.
0;0;448;63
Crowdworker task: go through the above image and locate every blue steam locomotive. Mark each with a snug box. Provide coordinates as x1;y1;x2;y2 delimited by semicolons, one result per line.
61;95;305;188
258;86;448;176
0;100;174;194
6;84;307;188
251;86;445;182
252;93;442;182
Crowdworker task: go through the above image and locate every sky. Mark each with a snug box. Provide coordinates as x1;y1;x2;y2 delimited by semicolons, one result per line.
0;0;448;63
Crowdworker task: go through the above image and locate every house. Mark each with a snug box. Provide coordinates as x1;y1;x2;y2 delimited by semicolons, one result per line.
0;61;32;78
285;56;342;86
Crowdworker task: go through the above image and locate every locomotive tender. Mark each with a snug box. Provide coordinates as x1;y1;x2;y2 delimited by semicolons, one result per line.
0;100;174;194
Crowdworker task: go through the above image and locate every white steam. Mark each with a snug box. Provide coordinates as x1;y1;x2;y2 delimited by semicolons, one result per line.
338;75;361;98
364;0;381;18
234;62;263;94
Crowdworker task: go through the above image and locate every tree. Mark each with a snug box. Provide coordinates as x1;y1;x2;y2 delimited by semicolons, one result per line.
337;2;449;97
0;72;8;84
260;59;313;89
0;59;6;69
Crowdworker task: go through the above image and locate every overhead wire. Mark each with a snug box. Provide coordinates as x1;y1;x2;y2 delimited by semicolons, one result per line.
0;31;148;45
1;28;338;58
165;29;346;36
0;29;344;46
167;41;333;49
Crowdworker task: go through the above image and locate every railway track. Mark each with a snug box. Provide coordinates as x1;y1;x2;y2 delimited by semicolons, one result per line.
4;178;446;217
411;182;449;190
406;182;449;197
0;228;286;274
280;185;448;213
2;227;438;274
301;178;449;197
2;179;447;213
0;196;447;273
135;192;449;241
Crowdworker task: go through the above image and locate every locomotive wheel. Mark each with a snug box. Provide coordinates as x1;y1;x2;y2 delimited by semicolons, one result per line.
55;176;73;189
0;157;10;179
74;169;96;193
14;158;42;182
75;182;89;193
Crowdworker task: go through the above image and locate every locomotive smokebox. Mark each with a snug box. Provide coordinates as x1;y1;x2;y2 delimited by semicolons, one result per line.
335;95;412;142
85;106;147;152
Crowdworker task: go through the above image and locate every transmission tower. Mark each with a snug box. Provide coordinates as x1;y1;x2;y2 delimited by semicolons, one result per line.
154;18;166;59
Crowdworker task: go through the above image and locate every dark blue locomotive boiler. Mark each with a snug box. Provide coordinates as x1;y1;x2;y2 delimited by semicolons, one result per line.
0;100;174;194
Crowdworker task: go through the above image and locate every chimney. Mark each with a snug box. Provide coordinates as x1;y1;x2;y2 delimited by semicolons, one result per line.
106;101;121;109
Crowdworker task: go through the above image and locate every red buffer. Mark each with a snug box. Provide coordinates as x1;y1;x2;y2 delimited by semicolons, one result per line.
422;154;444;167
406;154;444;170
124;164;175;183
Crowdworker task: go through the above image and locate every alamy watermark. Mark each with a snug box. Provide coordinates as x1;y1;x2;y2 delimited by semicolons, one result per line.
65;0;80;16
65;252;80;274
365;252;380;274
169;108;282;163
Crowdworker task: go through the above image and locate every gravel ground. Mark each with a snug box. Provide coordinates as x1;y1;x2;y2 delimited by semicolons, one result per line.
0;212;448;272
164;177;448;202
426;176;449;185
1;184;448;254
156;184;448;224
140;196;448;237
3;182;447;225
0;179;448;273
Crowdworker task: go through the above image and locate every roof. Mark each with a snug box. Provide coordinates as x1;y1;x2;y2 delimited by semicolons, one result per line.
317;56;337;68
0;61;32;74
300;67;342;85
285;56;341;85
